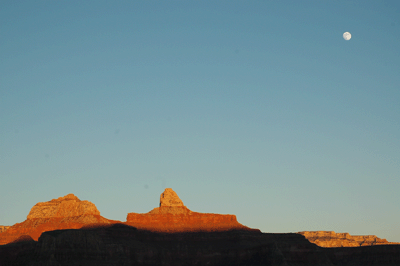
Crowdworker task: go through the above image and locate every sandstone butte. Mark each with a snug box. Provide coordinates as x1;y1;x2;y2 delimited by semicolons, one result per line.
125;188;255;232
298;231;400;247
0;194;113;245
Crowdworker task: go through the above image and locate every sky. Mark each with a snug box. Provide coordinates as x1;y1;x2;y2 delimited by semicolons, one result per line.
1;1;400;242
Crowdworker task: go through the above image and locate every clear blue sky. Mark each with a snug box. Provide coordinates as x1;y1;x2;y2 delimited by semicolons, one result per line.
1;1;400;241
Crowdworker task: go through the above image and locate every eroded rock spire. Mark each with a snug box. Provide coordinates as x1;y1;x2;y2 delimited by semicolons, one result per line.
160;188;184;207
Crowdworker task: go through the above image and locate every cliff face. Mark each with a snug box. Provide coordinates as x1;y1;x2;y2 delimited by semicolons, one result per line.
127;207;249;232
126;188;256;232
0;226;10;233
299;231;400;247
0;194;111;245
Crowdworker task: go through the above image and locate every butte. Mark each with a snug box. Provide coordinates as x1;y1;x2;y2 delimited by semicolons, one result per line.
125;188;256;232
0;194;113;245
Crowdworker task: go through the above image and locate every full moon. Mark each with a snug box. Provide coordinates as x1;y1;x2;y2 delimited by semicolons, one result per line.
343;32;351;41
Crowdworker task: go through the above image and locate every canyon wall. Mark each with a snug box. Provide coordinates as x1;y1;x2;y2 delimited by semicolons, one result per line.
299;231;400;247
2;225;400;266
0;225;336;266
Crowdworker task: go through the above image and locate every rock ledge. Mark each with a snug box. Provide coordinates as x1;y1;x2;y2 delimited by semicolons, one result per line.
299;231;400;247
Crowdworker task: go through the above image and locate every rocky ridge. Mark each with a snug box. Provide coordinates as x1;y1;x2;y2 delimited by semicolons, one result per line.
298;231;400;247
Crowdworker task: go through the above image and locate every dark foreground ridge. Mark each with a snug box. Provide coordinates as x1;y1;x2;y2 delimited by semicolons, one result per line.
1;224;400;266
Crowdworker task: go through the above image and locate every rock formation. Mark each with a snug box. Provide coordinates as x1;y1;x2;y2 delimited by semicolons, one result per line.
0;194;111;245
27;193;100;219
0;226;10;233
0;190;255;245
160;188;185;207
1;189;400;265
298;231;400;247
2;189;400;266
126;188;255;232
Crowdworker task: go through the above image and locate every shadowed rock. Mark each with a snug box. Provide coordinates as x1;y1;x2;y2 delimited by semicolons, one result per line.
1;225;400;266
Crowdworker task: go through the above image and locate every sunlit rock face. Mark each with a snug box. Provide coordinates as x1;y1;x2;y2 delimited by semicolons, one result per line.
27;194;100;219
126;188;256;233
0;226;10;233
159;188;184;207
2;188;400;266
0;194;111;245
0;189;256;245
299;231;400;247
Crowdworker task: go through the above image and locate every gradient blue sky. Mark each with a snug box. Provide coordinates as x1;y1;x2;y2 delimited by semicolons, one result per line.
1;1;400;241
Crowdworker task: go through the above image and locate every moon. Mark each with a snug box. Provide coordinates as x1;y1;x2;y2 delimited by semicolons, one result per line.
343;32;351;41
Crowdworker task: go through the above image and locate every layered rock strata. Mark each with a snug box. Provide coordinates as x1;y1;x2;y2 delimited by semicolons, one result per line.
0;194;111;245
299;231;400;247
126;188;255;232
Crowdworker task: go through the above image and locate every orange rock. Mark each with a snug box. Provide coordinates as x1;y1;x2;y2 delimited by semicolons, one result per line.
0;226;10;233
27;194;100;219
0;189;257;245
298;231;400;247
126;188;256;233
0;194;112;245
160;188;184;207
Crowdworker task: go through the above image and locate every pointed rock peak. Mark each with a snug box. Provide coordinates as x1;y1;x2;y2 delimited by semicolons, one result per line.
160;188;184;207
